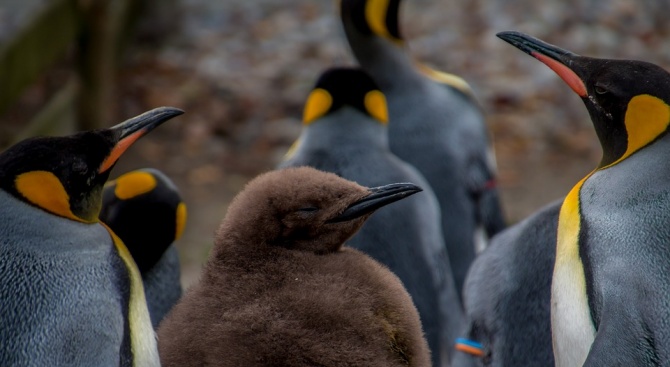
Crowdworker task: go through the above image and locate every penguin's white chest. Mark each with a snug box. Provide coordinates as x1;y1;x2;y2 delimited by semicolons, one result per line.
551;182;596;367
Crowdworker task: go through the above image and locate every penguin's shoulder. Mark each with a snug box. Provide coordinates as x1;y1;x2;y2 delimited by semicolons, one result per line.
578;142;670;309
581;138;670;245
0;189;113;252
0;191;127;365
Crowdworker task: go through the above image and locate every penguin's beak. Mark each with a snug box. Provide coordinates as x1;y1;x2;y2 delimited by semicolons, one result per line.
327;183;422;223
98;107;184;173
497;31;588;97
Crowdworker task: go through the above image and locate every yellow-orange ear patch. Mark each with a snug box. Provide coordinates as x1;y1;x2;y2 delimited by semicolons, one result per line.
114;171;157;200
619;94;670;162
175;202;188;240
364;90;389;124
15;171;86;222
365;0;401;42
303;88;333;125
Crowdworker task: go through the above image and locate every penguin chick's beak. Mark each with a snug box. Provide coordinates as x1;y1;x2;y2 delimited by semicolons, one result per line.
496;31;587;97
327;183;422;223
99;107;184;173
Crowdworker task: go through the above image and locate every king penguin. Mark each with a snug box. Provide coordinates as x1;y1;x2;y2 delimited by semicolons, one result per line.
452;199;561;367
280;67;462;366
158;167;431;367
0;107;182;366
499;31;670;366
340;0;507;300
100;168;187;329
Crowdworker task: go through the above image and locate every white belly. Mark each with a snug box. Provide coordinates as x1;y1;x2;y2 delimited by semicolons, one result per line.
551;259;596;367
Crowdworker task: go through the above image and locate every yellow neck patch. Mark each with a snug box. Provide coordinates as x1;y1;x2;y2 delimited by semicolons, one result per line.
114;171;158;200
365;0;401;43
175;201;187;240
15;171;91;223
417;63;474;97
553;174;597;364
100;222;158;365
556;175;591;264
283;138;302;161
364;90;389;124
613;94;670;165
303;88;333;125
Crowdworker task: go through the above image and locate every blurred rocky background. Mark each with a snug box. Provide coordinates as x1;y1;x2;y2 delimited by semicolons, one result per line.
1;0;668;285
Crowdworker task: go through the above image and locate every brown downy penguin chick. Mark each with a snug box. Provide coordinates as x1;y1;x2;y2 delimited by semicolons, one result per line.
158;166;431;367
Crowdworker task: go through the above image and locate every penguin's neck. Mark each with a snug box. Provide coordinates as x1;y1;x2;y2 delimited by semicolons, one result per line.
0;189;108;251
343;21;423;90
300;109;389;153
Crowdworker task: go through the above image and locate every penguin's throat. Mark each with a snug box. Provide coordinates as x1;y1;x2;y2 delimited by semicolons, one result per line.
71;188;103;223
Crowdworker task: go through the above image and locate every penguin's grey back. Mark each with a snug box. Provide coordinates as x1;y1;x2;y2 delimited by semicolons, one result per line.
388;79;497;291
143;245;182;328
0;190;129;366
354;39;501;289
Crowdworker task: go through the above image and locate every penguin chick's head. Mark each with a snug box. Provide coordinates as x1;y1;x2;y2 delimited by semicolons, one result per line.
0;107;183;223
340;0;403;43
303;67;388;125
216;166;421;255
101;168;187;273
498;31;670;168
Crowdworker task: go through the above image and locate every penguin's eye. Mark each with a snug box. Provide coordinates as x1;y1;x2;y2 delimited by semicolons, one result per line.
594;85;608;95
71;160;88;174
297;207;319;213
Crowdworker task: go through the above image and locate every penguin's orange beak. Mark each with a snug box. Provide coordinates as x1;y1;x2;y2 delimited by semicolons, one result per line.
328;182;422;223
497;31;587;98
98;107;184;173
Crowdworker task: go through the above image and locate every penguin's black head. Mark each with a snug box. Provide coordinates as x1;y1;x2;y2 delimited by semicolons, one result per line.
0;107;183;223
216;166;421;255
498;31;670;168
302;67;388;125
101;168;186;273
340;0;403;43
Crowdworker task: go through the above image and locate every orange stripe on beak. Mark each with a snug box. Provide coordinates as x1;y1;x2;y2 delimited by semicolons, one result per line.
98;129;145;173
533;52;587;97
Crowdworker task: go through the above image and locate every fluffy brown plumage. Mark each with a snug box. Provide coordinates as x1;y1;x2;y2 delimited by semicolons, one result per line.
157;167;430;367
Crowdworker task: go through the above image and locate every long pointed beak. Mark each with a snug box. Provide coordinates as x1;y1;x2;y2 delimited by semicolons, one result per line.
327;183;422;223
98;107;184;173
497;31;587;97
